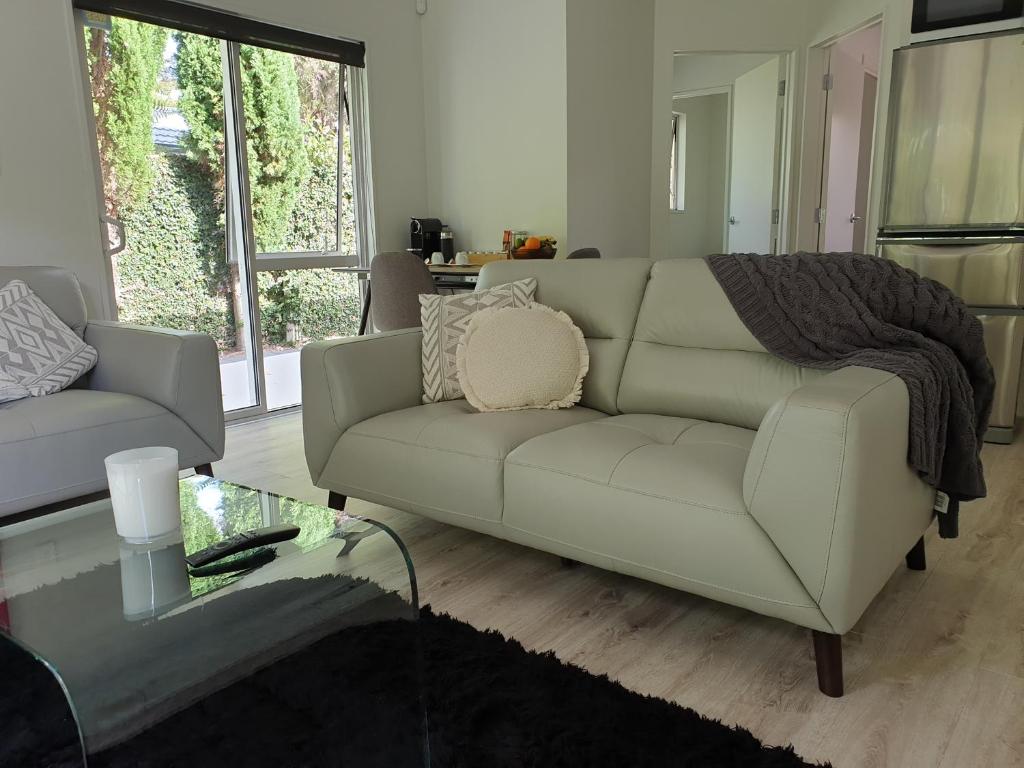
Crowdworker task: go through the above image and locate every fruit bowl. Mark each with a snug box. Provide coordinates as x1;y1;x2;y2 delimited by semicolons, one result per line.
511;245;557;260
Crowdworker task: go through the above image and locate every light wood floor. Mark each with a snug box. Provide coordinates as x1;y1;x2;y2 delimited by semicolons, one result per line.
216;412;1024;768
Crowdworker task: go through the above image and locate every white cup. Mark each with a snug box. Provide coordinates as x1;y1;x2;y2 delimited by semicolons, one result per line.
455;251;470;266
105;447;182;543
431;251;445;264
119;537;190;621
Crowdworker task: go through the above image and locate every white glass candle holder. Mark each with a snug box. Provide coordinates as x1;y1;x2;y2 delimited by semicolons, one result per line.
104;447;182;543
119;537;190;621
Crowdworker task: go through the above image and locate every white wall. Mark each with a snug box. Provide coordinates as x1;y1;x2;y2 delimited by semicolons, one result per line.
673;53;776;92
420;0;567;253
650;0;814;259
0;1;111;317
0;0;428;319
566;0;654;258
668;94;727;257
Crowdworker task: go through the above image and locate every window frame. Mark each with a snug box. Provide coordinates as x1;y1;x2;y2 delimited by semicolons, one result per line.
73;9;373;422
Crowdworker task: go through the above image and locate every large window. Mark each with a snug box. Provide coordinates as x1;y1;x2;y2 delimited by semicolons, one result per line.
77;5;370;415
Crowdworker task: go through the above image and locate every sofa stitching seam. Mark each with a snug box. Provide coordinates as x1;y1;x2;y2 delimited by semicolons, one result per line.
605;442;652;484
670;421;701;444
326;482;501;523
747;391;794;509
506;459;748;516
0;412;174;447
3;449;211;505
500;523;818;608
815;375;897;603
345;429;503;461
413;410;463;444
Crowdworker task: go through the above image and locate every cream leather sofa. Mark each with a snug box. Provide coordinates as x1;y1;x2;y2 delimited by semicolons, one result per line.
0;267;225;518
301;258;935;696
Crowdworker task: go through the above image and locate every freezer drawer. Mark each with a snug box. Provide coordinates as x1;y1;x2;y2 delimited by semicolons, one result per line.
977;314;1024;435
882;32;1024;230
879;238;1024;306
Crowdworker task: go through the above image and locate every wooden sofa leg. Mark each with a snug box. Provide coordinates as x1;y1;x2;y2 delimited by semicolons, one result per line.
812;630;844;697
194;463;214;478
328;491;347;511
905;536;926;571
559;557;580;568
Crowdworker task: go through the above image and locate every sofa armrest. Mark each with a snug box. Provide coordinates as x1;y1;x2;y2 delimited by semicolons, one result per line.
84;321;225;460
301;328;424;483
743;366;935;634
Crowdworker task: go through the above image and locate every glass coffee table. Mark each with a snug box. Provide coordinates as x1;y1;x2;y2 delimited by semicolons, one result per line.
0;477;424;767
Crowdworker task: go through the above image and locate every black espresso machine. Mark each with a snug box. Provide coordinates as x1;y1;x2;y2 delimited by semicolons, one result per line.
410;217;454;262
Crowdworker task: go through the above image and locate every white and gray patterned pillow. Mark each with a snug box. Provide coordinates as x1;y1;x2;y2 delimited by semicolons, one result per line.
420;278;536;403
0;368;29;404
0;280;98;400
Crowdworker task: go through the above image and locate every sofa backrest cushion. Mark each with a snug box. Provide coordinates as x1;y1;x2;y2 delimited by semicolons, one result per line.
478;259;651;414
0;266;88;339
617;258;823;429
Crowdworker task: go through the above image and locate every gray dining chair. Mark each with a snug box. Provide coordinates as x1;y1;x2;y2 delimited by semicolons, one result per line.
362;251;438;333
567;247;601;259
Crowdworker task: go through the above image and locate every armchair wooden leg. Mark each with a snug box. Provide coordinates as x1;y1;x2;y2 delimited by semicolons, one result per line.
905;536;926;571
327;491;347;511
194;463;214;478
559;557;579;568
812;630;844;697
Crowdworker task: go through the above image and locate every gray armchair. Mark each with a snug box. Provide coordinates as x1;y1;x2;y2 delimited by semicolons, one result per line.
0;266;225;518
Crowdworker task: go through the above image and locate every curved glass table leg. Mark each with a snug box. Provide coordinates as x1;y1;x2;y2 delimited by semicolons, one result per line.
0;633;88;767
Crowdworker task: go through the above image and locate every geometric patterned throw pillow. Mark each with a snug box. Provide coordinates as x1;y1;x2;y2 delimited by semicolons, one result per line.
419;278;536;403
0;280;98;400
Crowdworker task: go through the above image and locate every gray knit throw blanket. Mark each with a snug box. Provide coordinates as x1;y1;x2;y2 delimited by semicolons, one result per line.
706;252;995;538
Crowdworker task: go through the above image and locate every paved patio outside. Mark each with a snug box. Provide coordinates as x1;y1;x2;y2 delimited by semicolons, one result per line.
220;348;302;412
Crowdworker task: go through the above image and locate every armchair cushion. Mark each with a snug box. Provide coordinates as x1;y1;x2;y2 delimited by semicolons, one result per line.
0;280;98;399
85;321;225;459
0;390;214;517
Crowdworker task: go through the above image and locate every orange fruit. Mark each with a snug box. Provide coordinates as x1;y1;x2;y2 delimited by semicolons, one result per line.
524;236;541;250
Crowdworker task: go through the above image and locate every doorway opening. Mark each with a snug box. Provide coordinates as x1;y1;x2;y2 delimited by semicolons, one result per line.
669;52;791;256
815;22;883;253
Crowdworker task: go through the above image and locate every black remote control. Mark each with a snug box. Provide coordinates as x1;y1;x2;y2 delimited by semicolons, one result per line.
184;524;300;568
188;546;277;577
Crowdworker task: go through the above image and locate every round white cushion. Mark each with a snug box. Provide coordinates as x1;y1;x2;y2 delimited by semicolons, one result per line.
456;303;589;412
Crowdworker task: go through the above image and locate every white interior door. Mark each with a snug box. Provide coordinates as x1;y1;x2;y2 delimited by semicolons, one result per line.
818;23;882;252
820;46;865;252
727;57;780;253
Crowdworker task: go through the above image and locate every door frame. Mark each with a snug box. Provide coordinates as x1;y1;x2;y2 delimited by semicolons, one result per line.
814;23;883;253
798;16;885;253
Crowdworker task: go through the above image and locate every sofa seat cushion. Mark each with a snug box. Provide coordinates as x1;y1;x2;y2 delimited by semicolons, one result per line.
318;399;604;523
0;390;216;517
502;414;823;621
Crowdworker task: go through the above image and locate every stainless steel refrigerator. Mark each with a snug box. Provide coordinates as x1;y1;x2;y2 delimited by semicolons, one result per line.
877;30;1024;443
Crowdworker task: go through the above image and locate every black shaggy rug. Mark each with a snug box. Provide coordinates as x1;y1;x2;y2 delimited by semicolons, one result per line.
3;604;827;768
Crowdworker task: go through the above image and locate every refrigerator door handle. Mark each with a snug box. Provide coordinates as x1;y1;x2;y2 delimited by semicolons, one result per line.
876;234;1024;246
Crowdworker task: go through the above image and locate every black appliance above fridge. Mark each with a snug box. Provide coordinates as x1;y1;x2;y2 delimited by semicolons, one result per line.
877;30;1024;443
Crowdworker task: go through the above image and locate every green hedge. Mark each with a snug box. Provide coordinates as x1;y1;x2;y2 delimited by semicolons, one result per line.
115;152;235;344
115;151;360;348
